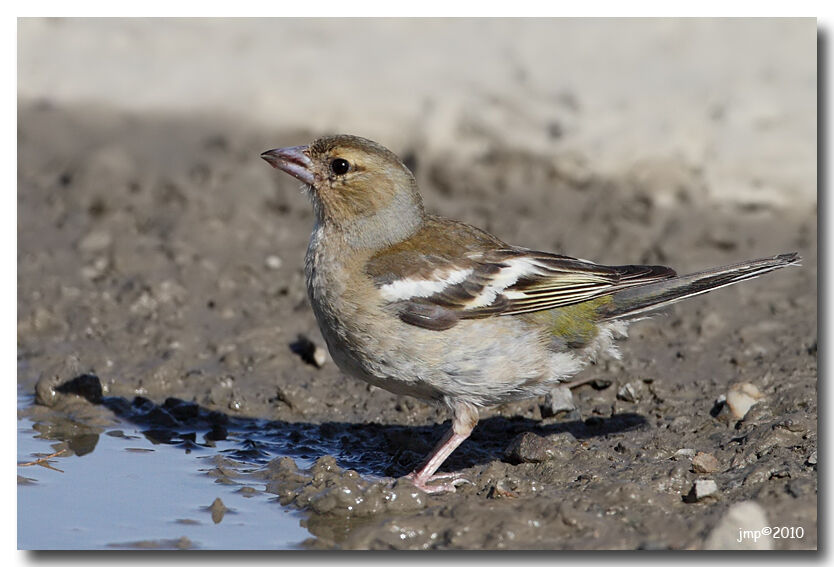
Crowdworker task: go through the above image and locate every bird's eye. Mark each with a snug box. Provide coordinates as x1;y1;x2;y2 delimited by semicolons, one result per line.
330;158;350;175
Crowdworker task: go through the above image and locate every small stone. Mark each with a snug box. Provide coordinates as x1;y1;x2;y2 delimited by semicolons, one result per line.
806;450;817;466
270;385;301;410
742;464;775;487
540;385;575;418
53;373;104;404
669;415;693;433
35;374;62;407
267;456;299;475
774;417;809;433
750;428;800;459
312;346;328;368
504;431;574;464
655;462;691;494
590;378;612;390
78;230;112;253
208;498;228;524
289;335;328;368
685;479;719;502
264;255;283;270
726;382;764;419
487;478;519;499
616;381;645;403
236;486;258;498
691;452;721;474
673;448;696;460
704;501;772;550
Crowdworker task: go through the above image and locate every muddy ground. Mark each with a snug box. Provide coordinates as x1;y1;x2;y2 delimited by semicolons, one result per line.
17;102;817;549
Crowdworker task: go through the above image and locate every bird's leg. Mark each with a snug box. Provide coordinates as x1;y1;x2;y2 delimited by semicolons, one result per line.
405;401;478;493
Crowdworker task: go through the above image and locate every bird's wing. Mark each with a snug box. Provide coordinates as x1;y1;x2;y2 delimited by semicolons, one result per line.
453;250;677;316
365;217;676;330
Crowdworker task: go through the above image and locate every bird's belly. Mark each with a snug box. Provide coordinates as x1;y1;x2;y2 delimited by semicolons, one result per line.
304;239;615;407
310;286;591;406
308;291;446;401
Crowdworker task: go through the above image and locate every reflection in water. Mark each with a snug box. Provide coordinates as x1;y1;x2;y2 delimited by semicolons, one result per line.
17;389;312;550
19;374;648;549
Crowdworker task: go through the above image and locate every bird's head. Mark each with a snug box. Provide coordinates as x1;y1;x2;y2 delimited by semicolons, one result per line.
262;135;424;248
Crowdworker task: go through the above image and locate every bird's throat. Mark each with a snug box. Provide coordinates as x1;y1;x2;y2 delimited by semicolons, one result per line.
338;191;425;250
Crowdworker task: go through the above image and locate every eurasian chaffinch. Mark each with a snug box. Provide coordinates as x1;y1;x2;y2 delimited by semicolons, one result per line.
261;134;798;493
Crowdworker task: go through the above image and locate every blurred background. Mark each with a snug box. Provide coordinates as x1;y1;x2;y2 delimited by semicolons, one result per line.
19;18;816;208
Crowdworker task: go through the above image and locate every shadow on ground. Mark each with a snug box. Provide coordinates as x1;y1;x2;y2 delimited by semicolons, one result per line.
36;373;647;480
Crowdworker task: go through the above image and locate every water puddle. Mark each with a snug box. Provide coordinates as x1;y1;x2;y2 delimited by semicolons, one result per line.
17;390;313;550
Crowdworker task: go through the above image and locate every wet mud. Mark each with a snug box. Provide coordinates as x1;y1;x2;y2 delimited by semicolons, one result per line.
18;103;817;549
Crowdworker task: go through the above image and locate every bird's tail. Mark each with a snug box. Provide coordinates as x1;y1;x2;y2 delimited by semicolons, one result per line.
599;253;800;321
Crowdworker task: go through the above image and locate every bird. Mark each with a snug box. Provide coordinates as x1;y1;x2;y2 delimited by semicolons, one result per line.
261;134;799;493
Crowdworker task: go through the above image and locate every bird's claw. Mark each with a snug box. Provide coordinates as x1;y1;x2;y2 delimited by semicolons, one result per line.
405;471;471;493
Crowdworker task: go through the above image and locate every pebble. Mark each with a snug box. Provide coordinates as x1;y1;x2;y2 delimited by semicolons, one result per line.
704;501;772;550
487;478;520;499
726;382;764;419
540;385;575;418
806;450;817;466
264;255;283;270
290;335;329;368
655;462;691;494
742;464;777;487
35;373;62;407
589;378;612;390
54;373;104;404
78;230;113;253
673;448;696;460
208;497;228;524
685;479;719;502
751;428;801;459
668;415;692;433
691;452;721;474
35;356;84;407
616;381;645;403
312;347;328;368
271;384;302;411
774;417;809;434
504;431;574;464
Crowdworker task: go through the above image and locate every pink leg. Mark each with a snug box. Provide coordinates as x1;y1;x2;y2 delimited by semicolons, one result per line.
405;402;478;493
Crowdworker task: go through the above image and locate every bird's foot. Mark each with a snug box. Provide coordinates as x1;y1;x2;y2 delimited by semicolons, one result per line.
405;471;471;494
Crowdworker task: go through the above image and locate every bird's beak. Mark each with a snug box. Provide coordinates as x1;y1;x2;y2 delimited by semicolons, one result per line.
261;145;314;185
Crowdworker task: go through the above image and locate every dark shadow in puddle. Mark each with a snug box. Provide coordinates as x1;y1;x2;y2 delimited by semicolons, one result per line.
35;373;648;479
